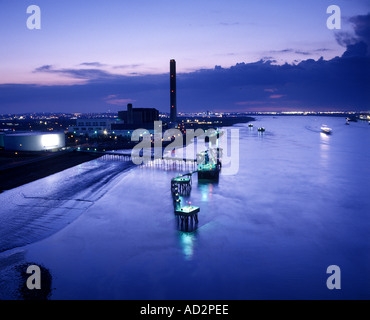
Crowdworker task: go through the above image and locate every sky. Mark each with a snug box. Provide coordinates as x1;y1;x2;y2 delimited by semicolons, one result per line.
0;0;369;113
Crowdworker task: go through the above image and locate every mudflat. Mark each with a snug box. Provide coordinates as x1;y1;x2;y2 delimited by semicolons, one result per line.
0;151;101;192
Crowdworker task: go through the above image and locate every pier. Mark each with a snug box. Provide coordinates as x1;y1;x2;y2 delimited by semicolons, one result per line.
171;173;199;230
77;149;198;170
77;129;223;232
197;148;222;181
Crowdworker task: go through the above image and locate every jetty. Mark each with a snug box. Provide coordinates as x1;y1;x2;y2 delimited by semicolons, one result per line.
171;173;199;230
78;129;224;231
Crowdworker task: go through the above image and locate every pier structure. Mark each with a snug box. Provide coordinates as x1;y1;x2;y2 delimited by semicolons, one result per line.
77;149;197;170
196;147;222;181
196;129;223;181
171;172;195;196
171;171;199;230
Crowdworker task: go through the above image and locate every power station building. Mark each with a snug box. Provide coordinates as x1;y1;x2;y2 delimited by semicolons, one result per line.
116;104;159;127
111;104;159;135
0;131;65;152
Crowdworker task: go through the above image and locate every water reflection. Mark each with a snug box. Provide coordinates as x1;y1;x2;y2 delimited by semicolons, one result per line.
320;132;330;167
197;180;218;202
178;231;197;260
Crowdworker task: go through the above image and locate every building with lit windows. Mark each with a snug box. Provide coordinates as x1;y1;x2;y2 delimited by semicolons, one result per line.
69;118;115;136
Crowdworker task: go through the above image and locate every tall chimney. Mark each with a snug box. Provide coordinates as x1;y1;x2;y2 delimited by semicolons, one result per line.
170;59;177;122
127;103;133;124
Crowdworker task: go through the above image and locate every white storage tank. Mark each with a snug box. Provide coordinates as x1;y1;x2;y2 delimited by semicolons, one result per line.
3;132;65;151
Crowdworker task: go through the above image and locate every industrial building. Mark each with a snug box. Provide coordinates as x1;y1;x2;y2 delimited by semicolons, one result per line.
68;118;115;136
112;104;159;133
0;131;65;152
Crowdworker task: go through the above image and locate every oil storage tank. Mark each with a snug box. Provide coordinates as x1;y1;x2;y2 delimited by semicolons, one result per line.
3;132;65;151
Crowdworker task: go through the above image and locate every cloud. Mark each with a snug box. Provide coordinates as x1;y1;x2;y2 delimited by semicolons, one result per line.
79;62;107;67
294;51;310;56
269;94;285;99
104;98;136;106
268;49;314;56
1;13;369;113
349;13;370;47
313;48;332;52
103;95;136;106
112;64;142;69
335;13;370;56
33;65;118;81
334;31;358;47
219;22;240;26
34;65;53;72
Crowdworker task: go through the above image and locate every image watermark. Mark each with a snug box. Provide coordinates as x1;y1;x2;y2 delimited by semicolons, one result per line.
130;121;240;175
327;5;341;30
26;264;41;290
326;265;341;290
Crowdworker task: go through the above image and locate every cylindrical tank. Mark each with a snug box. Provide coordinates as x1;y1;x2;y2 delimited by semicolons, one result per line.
4;132;65;151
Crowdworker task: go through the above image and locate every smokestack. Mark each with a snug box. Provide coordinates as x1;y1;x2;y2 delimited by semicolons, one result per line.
127;103;133;124
170;59;177;122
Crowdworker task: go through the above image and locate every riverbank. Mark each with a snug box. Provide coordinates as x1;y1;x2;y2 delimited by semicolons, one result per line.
0;151;101;192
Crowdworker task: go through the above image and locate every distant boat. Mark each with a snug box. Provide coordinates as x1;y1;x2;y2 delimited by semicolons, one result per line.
248;123;253;127
321;125;332;134
258;127;265;132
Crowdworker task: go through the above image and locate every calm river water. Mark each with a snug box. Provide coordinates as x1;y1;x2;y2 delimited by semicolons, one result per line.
0;116;369;299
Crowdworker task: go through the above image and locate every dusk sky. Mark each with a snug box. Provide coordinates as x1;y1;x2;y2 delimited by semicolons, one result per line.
0;0;369;113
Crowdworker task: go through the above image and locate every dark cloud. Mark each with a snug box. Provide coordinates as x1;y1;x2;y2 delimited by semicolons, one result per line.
33;65;116;80
335;31;358;47
112;64;142;69
313;48;332;52
34;65;53;72
294;50;311;56
219;22;240;26
268;48;312;56
269;48;294;53
79;62;106;67
1;14;369;114
349;13;370;47
336;13;370;56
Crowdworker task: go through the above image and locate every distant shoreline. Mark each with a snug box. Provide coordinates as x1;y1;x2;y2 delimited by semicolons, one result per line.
0;117;256;192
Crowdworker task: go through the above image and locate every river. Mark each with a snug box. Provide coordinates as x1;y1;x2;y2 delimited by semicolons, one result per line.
0;116;369;299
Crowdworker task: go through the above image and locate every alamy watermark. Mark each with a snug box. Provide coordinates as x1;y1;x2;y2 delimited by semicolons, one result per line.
26;4;341;31
327;5;341;30
26;5;41;30
326;265;341;290
26;264;41;290
130;121;240;175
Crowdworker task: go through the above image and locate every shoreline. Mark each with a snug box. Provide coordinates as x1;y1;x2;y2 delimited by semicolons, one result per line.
0;118;254;192
0;151;101;192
